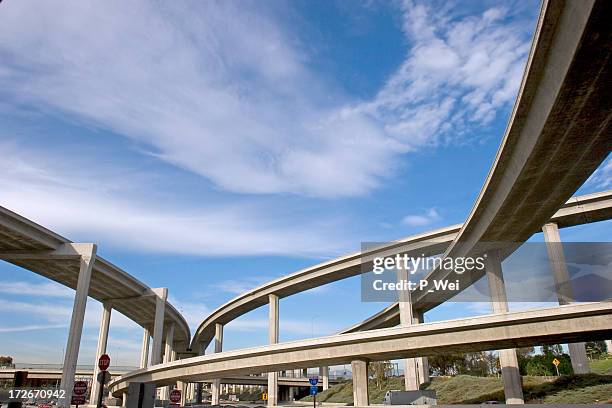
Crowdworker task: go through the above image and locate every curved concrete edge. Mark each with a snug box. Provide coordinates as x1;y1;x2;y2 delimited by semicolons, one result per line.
419;0;612;306
345;190;612;333
111;301;612;395
190;224;463;349
0;205;191;346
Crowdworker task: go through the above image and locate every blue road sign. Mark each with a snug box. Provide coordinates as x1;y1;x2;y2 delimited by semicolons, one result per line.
310;385;318;396
309;377;318;386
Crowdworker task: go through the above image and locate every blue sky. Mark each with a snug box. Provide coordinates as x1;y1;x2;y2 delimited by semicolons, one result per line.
0;0;610;368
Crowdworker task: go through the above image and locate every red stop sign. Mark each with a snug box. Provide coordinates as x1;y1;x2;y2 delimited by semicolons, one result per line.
98;353;111;371
73;380;88;395
169;389;181;403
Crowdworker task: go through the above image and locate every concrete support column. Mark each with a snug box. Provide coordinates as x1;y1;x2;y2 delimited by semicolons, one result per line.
90;301;112;403
288;386;294;401
319;366;329;390
606;340;612;354
140;327;150;368
196;383;203;403
268;294;279;406
177;381;187;405
212;323;224;405
397;268;419;391
415;310;429;385
542;222;589;374
59;244;96;408
160;323;175;401
485;250;524;404
122;392;127;408
150;288;167;365
351;360;369;407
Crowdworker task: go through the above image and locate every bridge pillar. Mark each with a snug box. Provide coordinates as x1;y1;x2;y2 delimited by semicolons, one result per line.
59;244;96;408
485;250;524;404
196;382;203;403
150;288;167;365
397;268;420;391
319;365;329;390
160;323;175;401
140;327;150;368
268;294;279;406
351;359;369;407
543;222;590;373
90;301;112;403
415;310;429;385
212;322;224;405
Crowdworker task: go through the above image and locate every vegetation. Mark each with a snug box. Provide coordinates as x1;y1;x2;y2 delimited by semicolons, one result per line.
0;356;13;368
300;373;612;404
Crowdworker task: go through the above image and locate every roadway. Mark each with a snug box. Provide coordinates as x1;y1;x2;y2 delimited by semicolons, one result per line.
0;205;190;348
111;301;612;393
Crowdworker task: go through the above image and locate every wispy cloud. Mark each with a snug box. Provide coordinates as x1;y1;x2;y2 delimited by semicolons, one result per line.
0;280;73;298
0;324;67;333
585;156;612;190
0;143;353;257
402;208;441;226
355;1;531;148
0;1;532;200
227;317;338;337
212;276;276;296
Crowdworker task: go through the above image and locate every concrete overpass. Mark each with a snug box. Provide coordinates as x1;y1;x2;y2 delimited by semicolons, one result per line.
112;0;612;405
0;205;190;406
109;302;612;388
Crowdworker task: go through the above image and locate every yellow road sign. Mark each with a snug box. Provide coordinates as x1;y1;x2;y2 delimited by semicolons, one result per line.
552;358;560;366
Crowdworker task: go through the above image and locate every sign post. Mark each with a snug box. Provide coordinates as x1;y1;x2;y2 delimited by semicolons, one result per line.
169;389;181;407
72;380;88;407
552;358;560;376
309;376;319;408
97;354;111;408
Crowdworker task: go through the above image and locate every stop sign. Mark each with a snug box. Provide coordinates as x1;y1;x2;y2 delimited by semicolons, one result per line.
73;380;88;396
169;389;181;403
98;353;111;371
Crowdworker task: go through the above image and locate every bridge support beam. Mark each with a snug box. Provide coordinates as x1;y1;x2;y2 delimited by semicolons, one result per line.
397;268;420;391
151;288;167;365
212;323;224;405
268;294;279;406
351;359;369;407
415;310;429;385
160;323;175;401
319;365;329;390
59;244;96;408
486;250;524;404
543;222;589;373
91;301;112;403
140;327;150;368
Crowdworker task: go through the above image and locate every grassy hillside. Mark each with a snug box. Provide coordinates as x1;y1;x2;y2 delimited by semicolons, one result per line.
591;358;612;375
300;373;612;404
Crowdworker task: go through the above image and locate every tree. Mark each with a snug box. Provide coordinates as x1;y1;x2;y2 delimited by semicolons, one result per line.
428;353;466;376
369;361;393;390
0;356;13;368
585;341;607;360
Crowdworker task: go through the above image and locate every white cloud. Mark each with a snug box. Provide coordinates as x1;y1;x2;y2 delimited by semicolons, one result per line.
0;142;353;257
402;208;441;226
355;1;531;148
212;276;276;296
0;324;67;333
0;280;73;298
585;156;612;190
0;1;532;199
